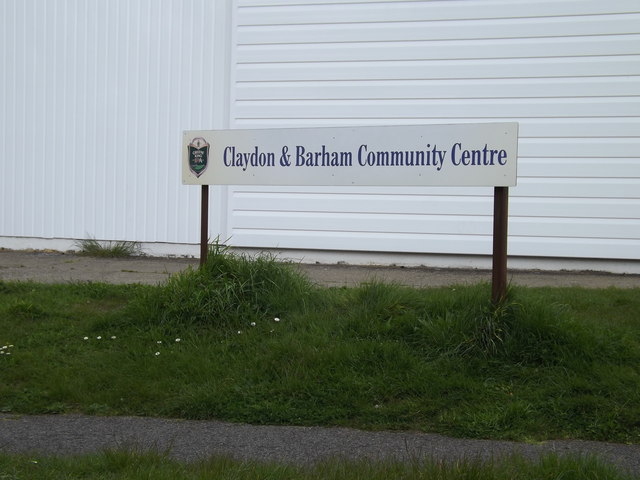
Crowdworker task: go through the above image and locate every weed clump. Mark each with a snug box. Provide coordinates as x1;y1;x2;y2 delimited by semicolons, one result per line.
132;243;313;329
75;237;142;257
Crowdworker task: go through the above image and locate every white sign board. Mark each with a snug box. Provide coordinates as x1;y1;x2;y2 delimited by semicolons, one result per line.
182;123;518;187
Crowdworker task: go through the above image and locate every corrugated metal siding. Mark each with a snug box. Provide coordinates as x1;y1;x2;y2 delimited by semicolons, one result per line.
0;0;228;244
228;0;640;260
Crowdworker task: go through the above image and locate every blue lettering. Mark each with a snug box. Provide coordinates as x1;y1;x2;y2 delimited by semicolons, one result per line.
223;146;233;167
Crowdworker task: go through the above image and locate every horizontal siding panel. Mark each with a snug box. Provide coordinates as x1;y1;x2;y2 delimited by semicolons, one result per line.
378;179;640;199
229;229;639;260
235;98;640;119
231;191;640;219
237;36;640;63
233;118;640;138
518;158;640;178
232;210;640;239
230;178;640;200
237;15;640;45
233;211;492;235
512;217;640;239
232;192;495;216
237;77;640;100
511;197;640;219
230;185;495;196
231;229;493;255
236;57;640;82
509;236;639;259
513;177;639;199
518;138;640;158
229;180;640;203
238;0;640;25
517;119;640;138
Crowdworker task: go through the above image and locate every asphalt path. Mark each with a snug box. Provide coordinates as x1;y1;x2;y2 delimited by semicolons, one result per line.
1;250;639;474
0;414;639;475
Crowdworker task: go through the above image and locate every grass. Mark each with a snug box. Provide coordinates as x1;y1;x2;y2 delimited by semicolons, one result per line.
0;245;639;446
0;450;634;480
74;237;142;257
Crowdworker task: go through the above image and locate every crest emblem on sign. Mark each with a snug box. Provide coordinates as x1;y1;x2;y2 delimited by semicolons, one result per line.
188;137;210;177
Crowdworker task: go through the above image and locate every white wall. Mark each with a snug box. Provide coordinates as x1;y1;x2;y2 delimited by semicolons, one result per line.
1;0;639;271
225;0;640;266
0;0;231;251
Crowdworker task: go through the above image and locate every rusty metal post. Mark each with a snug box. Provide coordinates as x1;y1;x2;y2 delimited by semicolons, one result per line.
200;185;209;267
491;186;509;305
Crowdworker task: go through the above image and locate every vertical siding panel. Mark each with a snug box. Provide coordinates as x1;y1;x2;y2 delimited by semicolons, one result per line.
78;0;92;239
90;0;103;238
134;0;149;241
109;0;122;240
0;1;11;234
122;0;136;241
43;0;54;237
31;0;42;237
56;1;68;238
1;0;225;247
161;0;178;242
142;0;153;241
13;0;22;236
174;0;189;243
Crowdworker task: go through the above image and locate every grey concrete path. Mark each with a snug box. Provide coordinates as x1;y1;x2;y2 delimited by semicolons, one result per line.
1;249;639;288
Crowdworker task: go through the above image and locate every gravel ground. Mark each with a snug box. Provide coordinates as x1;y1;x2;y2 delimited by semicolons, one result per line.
1;250;639;474
1;249;639;288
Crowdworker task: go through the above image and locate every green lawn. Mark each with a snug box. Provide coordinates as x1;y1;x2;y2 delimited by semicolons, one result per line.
1;248;639;446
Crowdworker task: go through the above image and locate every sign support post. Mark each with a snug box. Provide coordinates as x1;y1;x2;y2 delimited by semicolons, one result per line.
200;185;209;267
491;186;509;305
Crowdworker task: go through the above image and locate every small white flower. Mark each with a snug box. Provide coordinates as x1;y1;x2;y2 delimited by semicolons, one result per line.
83;337;89;341
155;352;160;356
8;345;13;348
111;336;116;340
175;338;181;342
0;351;4;355
157;340;162;344
96;336;102;340
237;330;242;334
5;352;10;356
274;317;280;322
250;322;256;327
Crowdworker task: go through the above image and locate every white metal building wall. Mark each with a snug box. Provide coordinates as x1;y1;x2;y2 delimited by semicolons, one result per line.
0;0;230;250
1;0;639;269
227;0;640;263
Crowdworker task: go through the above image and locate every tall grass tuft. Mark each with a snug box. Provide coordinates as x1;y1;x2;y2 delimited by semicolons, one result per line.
75;237;142;257
130;241;314;330
338;282;615;365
